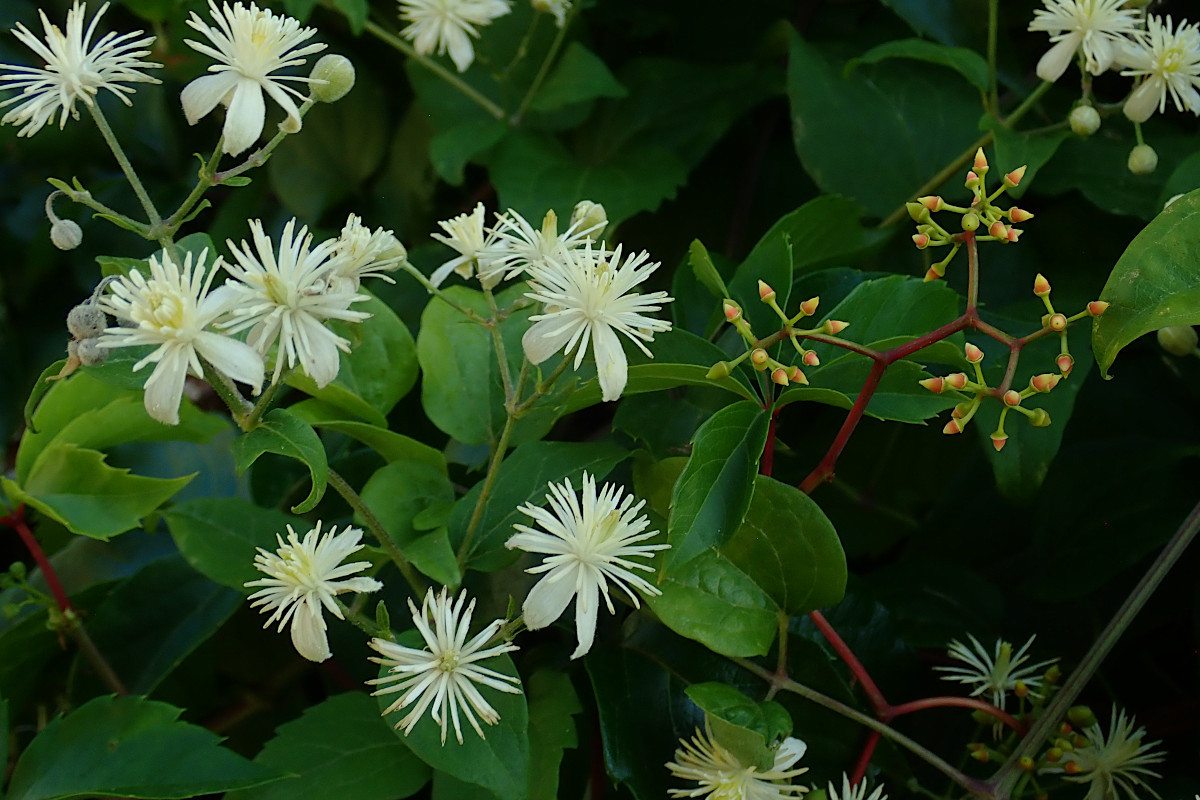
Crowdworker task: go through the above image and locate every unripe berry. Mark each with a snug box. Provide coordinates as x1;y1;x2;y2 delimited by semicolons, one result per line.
750;348;769;370
1069;105;1101;137
1157;325;1198;356
1128;143;1158;176
961;212;980;231
51;218;83;250
309;54;356;102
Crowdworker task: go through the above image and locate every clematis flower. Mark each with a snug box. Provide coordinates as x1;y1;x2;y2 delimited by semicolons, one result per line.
666;725;810;800
1118;15;1200;123
935;634;1056;709
478;202;606;284
327;213;408;294
506;472;669;659
826;775;886;800
1028;0;1141;83
369;588;522;744
245;522;382;662
0;1;161;137
429;202;505;288
219;218;370;389
97;248;262;425
181;1;326;156
522;241;673;403
397;0;512;73
1041;706;1165;800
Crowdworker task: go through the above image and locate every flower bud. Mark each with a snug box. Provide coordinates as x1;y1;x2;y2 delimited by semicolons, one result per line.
924;267;941;283
1006;227;1022;243
988;221;1007;239
51;218;83;250
723;301;742;322
1008;207;1034;223
943;419;962;435
990;431;1008;451
771;367;789;386
1030;373;1060;393
750;348;769;370
920;376;945;393
912;233;930;249
1045;746;1064;763
1014;680;1029;699
918;195;943;212
970;748;990;763
788;365;808;385
965;343;984;363
823;320;848;335
1049;313;1067;331
570;200;608;238
1069;105;1101;137
1033;274;1051;297
1156;326;1198;356
9;561;26;581
964;170;980;189
1087;300;1109;316
1127;144;1158;176
706;361;732;380
951;401;971;419
1018;755;1035;771
906;202;929;223
802;350;820;367
961;212;980;232
758;280;776;301
799;297;819;316
1004;165;1027;188
1028;408;1051;427
1003;389;1021;406
67;303;108;339
945;372;968;390
309;54;356;102
1045;664;1061;683
1057;353;1074;376
1068;705;1098;729
974;148;989;171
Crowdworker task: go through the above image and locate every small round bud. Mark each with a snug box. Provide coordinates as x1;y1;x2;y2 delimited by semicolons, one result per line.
1069;105;1101;137
757;280;776;302
1014;680;1029;698
1028;408;1051;427
76;337;107;366
750;348;769;370
1057;353;1075;376
309;54;356;102
1045;664;1062;683
1033;274;1051;297
965;342;984;363
945;373;968;390
1128;144;1158;176
1049;313;1067;331
912;233;930;249
802;350;819;367
1018;755;1035;771
991;431;1008;451
961;212;980;232
706;361;732;380
51;218;83;250
988;221;1007;239
771;367;789;386
67;303;108;339
1003;389;1021;406
570;200;608;238
723;302;742;322
1157;325;1198;356
1068;706;1098;729
9;561;26;581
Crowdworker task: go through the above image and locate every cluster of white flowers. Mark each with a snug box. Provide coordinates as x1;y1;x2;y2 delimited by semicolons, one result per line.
936;634;1056;709
1040;706;1166;800
429;200;674;402
665;726;811;800
1029;0;1200;123
94;214;404;425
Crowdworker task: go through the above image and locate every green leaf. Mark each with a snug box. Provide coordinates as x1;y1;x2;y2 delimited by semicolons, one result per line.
288;292;418;420
232;408;328;514
330;0;368;32
80;556;240;694
165;497;305;591
722;475;847;616
787;30;982;218
527;671;582;800
685;683;792;771
528;42;627;112
4;444;191;540
226;693;430;800
849;38;989;93
376;637;529;800
95;256;147;278
22;359;67;433
689;239;730;299
449;441;630;570
666;400;769;568
779;359;962;423
1093;188;1200;379
0;693;7;770
430;121;508;185
288;407;446;472
402;528;462;588
360;460;457;576
281;0;320;18
6;695;284;800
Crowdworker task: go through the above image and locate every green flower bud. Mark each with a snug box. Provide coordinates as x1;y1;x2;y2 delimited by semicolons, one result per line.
1067;705;1098;729
309;54;356;103
961;212;980;231
9;561;26;581
1157;325;1198;356
1069;105;1101;137
1127;144;1158;176
51;218;83;250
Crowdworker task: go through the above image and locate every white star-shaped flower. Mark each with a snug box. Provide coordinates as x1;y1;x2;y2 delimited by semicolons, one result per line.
245;522;383;663
328;213;408;294
1119;15;1200;123
368;588;522;744
219;218;370;388
522;241;673;403
935;634;1056;709
429;202;505;288
397;0;512;73
666;725;810;800
1028;0;1142;83
0;1;161;138
97;248;263;425
826;774;887;800
479;204;605;284
1041;706;1165;800
506;472;669;659
181;1;326;156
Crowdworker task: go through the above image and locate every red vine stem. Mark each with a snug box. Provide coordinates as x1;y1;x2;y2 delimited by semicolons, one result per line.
2;505;71;612
809;609;889;715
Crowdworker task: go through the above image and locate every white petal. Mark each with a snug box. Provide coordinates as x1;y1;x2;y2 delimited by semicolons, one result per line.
290;601;332;662
445;28;476;73
180;71;238;126
1123;77;1161;123
1036;34;1082;83
522;316;577;364
570;576;599;659
194;330;264;391
592;323;628;402
141;346;189;425
295;314;342;388
221;78;266;155
521;571;577;630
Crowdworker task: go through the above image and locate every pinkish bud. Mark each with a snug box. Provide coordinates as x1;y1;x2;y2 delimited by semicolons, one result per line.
919;195;943;211
758;280;776;301
1033;274;1051;297
920;377;945;394
974;148;989;171
965;343;984;363
824;320;849;335
1003;390;1021;406
750;348;769;370
965;170;980;188
723;302;742;322
799;297;820;316
788;365;809;385
912;233;930;249
1057;353;1074;376
803;350;820;367
1005;165;1028;187
1006;227;1022;243
1030;373;1060;393
1009;207;1034;223
943;419;963;435
945;372;968;390
1049;313;1067;331
1087;300;1109;316
771;367;789;386
988;221;1007;239
924;267;941;283
952;401;972;419
991;431;1008;451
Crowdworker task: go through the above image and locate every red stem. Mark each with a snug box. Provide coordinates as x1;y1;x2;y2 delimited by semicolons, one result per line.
2;505;72;612
761;407;780;476
850;730;881;786
890;696;1026;735
808;610;889;715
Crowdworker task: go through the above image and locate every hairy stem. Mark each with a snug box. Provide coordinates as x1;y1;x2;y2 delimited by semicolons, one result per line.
87;103;162;230
328;469;426;594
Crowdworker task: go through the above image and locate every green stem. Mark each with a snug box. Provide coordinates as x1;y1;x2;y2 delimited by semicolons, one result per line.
87;103;162;229
245;370;291;430
513;5;575;123
335;597;388;639
485;287;517;403
328;468;427;594
363;19;505;120
163;140;224;235
986;0;999;114
213;99;315;184
987;497;1200;798
200;356;254;427
457;395;518;565
400;263;488;323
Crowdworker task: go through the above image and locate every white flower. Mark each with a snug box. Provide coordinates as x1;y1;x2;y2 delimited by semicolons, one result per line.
368;588;521;744
97;249;263;425
479;205;605;284
0;1;161;138
219;218;370;388
826;774;887;800
181;1;325;156
245;522;383;663
531;0;571;28
1041;707;1165;800
428;202;505;288
1028;0;1142;83
398;0;512;73
328;213;408;294
1119;15;1200;123
522;241;673;403
935;634;1056;709
506;472;669;659
666;725;810;800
